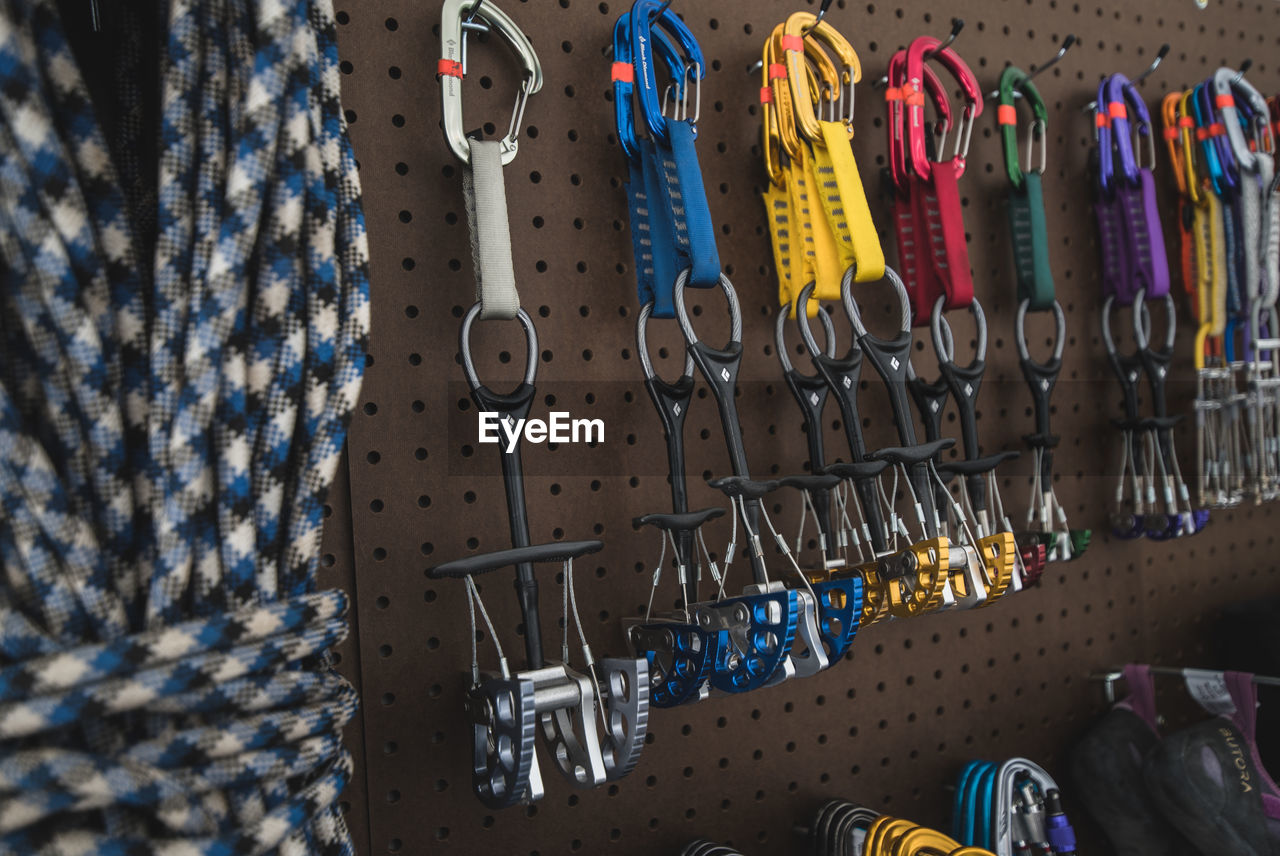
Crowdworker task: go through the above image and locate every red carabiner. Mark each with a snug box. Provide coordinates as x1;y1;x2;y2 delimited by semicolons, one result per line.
904;36;984;182
885;48;954;192
887;35;982;322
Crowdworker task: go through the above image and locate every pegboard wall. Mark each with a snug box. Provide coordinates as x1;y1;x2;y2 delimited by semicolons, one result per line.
319;1;1280;853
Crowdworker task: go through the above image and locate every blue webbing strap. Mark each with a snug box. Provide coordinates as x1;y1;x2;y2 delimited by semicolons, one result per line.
637;138;683;317
661;119;720;288
625;158;655;305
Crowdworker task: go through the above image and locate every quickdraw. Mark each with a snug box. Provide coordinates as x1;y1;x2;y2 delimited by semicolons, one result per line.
1186;67;1280;505
756;8;913;643
1093;57;1203;540
885;23;983;326
1165;86;1239;511
433;2;647;806
614;0;719;319
995;47;1090;568
885;27;1016;609
759;10;884;316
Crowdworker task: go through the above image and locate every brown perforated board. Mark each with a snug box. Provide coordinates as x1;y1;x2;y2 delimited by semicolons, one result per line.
321;1;1280;853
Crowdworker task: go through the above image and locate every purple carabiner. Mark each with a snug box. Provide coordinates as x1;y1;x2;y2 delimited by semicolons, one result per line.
1106;74;1152;189
1095;77;1116;197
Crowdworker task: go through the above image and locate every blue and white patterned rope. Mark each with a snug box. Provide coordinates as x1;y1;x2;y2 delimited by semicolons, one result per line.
0;0;370;852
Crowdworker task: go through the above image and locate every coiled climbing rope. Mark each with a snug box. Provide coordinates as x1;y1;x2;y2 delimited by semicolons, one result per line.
0;0;369;852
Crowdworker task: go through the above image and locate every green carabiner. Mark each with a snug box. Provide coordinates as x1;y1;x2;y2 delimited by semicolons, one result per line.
997;66;1047;188
998;66;1054;311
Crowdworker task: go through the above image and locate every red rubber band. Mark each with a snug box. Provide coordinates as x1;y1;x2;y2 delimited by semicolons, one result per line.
760;86;773;104
1163;126;1179;140
997;104;1017;126
1108;101;1127;121
1209;122;1226;137
1095;113;1110;129
1178;116;1194;129
1215;93;1236;110
437;59;463;79
610;61;634;83
781;34;804;52
769;63;787;80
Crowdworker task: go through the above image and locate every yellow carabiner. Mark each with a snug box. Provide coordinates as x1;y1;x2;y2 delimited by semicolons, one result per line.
783;11;862;142
770;23;841;159
895;827;964;855
760;39;785;188
865;816;916;856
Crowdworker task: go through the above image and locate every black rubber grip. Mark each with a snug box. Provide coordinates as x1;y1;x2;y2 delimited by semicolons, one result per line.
427;540;605;578
1021;432;1061;449
945;450;1020;477
1139;415;1183;431
777;473;843;493
707;475;781;499
633;507;727;532
867;438;956;467
823;460;890;481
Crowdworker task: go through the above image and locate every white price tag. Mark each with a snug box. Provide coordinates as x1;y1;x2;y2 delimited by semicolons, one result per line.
1183;668;1236;716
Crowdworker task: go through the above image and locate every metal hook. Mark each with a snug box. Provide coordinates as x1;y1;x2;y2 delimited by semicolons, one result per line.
924;18;964;58
874;18;965;89
1028;33;1076;82
1233;57;1253;85
464;0;492;36
1133;43;1170;85
986;34;1076;99
802;0;835;34
1081;43;1169;113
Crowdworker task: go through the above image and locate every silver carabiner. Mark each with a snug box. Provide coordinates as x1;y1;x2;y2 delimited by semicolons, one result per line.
1025;117;1047;176
680;61;703;128
440;0;544;165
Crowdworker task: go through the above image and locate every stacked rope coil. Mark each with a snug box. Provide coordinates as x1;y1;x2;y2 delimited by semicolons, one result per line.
0;0;369;852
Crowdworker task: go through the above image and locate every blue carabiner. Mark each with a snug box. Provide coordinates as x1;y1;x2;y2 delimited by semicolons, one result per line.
631;0;705;145
612;11;687;160
1194;80;1236;196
